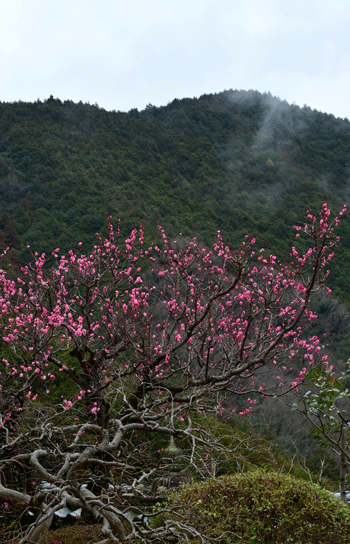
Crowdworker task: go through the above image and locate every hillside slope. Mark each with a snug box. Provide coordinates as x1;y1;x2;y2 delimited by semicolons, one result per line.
0;90;349;302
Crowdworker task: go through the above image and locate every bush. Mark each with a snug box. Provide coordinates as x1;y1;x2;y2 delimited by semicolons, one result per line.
160;471;350;543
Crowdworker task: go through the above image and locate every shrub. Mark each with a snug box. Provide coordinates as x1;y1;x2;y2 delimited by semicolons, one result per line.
159;471;350;543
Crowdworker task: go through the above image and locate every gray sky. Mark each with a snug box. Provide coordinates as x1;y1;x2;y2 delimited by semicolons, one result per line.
1;0;350;118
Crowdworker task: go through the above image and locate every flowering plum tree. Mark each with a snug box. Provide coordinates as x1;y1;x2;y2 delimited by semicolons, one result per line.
0;203;345;543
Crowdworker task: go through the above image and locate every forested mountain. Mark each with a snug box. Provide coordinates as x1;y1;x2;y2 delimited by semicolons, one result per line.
0;90;349;302
0;89;349;311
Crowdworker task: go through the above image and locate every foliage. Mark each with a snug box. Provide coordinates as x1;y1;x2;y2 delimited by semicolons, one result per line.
292;359;350;500
294;362;350;446
158;471;350;543
0;204;344;543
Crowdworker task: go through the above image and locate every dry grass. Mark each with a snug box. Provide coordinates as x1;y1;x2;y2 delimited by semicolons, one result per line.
40;524;112;544
4;524;114;544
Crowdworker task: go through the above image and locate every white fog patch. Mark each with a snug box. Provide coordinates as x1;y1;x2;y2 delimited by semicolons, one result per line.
251;95;307;157
221;90;313;210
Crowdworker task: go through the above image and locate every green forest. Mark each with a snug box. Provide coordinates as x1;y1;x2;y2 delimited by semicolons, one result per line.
1;90;350;301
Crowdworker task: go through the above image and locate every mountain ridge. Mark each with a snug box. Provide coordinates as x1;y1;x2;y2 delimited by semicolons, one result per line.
0;89;349;302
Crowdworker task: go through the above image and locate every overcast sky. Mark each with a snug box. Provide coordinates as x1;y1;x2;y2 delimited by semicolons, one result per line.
1;0;350;119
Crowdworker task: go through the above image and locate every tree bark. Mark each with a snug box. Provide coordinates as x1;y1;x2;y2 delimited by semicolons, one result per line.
340;427;348;505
